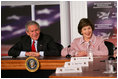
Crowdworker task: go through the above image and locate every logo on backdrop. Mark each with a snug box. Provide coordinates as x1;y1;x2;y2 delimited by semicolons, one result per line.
25;57;39;72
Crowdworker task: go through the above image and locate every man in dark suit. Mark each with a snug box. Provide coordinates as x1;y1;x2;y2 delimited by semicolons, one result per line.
8;21;61;57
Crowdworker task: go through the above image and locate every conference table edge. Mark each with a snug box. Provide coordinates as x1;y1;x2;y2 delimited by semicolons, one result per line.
1;58;70;70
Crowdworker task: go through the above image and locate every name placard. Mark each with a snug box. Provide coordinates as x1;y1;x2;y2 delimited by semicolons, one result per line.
56;67;82;73
64;61;88;67
71;56;93;62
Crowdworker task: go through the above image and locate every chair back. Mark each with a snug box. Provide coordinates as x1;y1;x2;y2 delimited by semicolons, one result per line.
104;41;115;56
55;42;63;52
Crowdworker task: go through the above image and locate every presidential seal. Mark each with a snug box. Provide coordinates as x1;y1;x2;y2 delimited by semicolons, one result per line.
25;57;39;72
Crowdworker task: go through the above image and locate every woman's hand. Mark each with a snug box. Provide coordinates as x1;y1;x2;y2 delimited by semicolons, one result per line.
75;51;87;57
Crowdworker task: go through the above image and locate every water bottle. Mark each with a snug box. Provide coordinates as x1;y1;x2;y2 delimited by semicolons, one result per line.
88;47;93;61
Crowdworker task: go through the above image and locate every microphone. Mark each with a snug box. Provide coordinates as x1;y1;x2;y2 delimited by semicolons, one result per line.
108;56;115;60
66;45;71;58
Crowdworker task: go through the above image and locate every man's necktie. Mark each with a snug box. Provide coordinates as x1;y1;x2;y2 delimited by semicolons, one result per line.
31;41;36;52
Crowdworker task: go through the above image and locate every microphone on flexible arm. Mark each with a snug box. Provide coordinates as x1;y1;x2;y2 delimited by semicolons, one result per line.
66;45;71;58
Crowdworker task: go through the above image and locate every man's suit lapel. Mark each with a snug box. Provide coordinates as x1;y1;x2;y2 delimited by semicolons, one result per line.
25;36;32;51
37;33;44;51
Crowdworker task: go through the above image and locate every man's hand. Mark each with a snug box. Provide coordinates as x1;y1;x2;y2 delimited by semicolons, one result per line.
75;51;87;57
25;52;40;57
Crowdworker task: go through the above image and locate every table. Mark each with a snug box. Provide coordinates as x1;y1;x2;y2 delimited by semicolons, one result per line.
1;56;70;70
49;56;117;78
1;56;70;78
1;56;117;78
